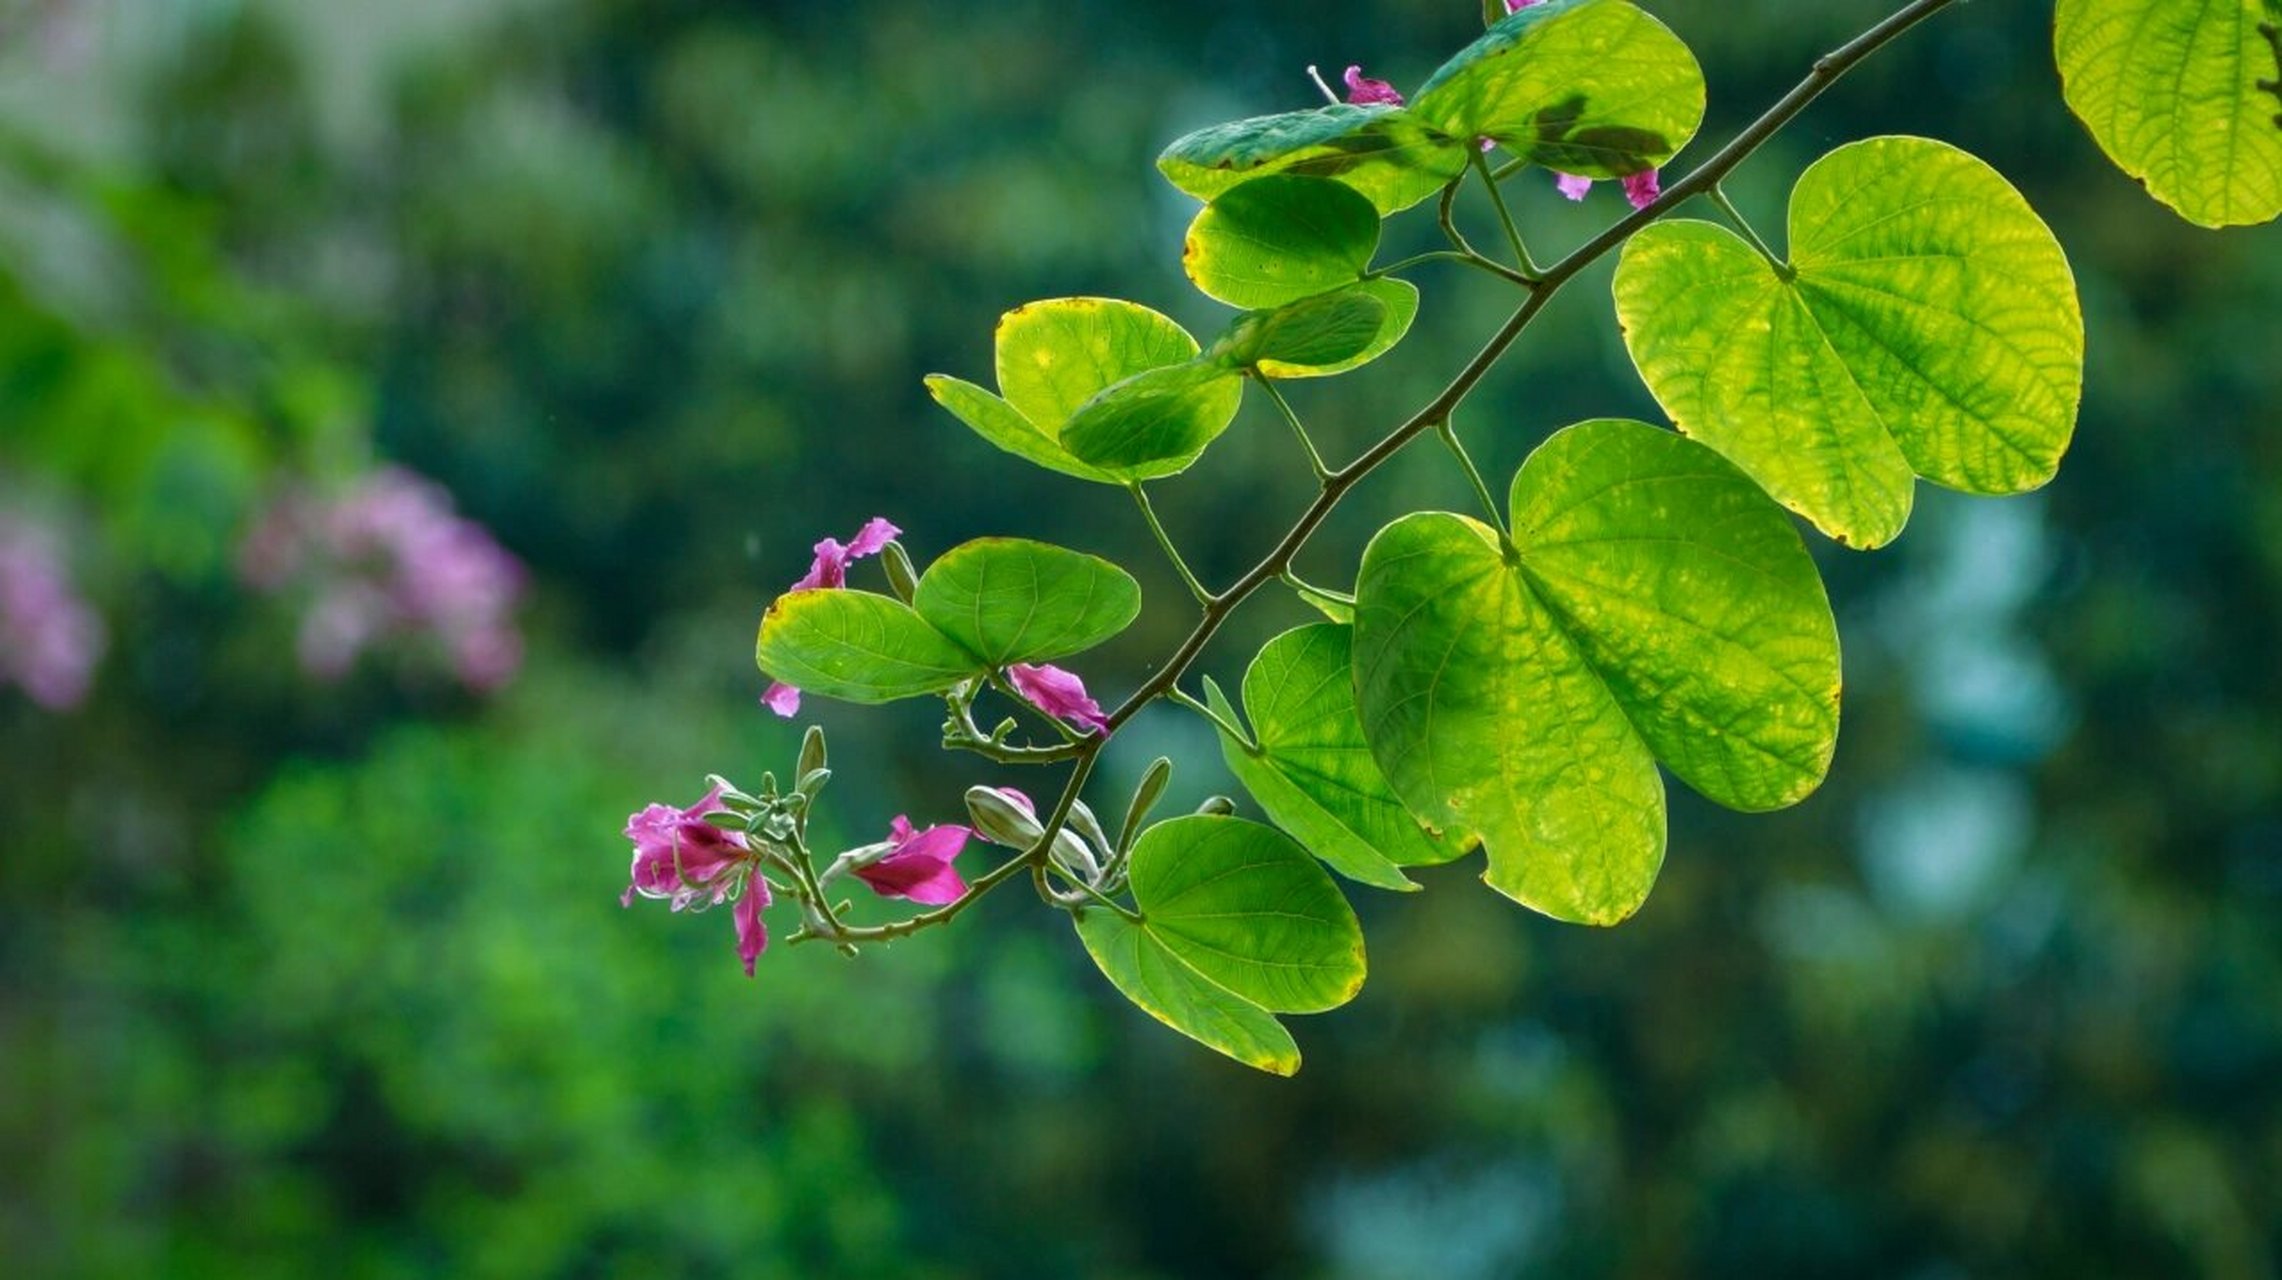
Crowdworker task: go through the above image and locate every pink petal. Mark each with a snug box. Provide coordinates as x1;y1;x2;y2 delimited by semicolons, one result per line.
1006;662;1110;734
761;682;802;718
993;787;1036;819
790;537;850;592
892;821;971;864
1622;169;1661;210
1341;66;1405;107
734;882;769;977
846;517;900;559
854;855;969;905
1556;172;1593;201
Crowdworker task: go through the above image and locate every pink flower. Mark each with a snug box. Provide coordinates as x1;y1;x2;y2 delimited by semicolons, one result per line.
1341;65;1405;107
0;512;105;710
762;516;901;718
1556;172;1594;201
1621;169;1661;209
1007;662;1110;734
789;517;901;592
621;784;773;976
853;817;971;905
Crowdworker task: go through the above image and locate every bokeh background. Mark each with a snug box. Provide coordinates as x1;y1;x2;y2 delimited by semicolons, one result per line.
3;0;2279;1275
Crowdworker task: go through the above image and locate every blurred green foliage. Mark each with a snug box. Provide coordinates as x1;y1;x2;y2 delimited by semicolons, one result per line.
2;0;2279;1276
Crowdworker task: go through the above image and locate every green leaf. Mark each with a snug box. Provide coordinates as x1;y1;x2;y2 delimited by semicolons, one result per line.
1257;278;1419;380
1213;287;1389;371
1125;815;1366;1013
1074;909;1300;1076
1351;420;1840;925
911;537;1141;667
1210;625;1464;892
926;297;1230;483
1057;358;1245;473
756;589;985;704
924;375;1114;483
1183;174;1382;309
1412;0;1705;178
1158;104;1470;215
2055;0;2282;228
1613;136;2083;549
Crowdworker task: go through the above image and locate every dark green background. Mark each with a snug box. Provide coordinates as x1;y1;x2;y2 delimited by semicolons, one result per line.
3;0;2278;1275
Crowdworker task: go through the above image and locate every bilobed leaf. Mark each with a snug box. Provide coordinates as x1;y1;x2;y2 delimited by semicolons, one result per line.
927;297;1233;483
1257;278;1420;380
1074;909;1300;1076
1214;287;1389;371
1158;104;1469;215
1183;174;1382;309
1125;815;1366;1014
1207;625;1460;892
1412;0;1704;178
756;590;985;703
1057;359;1245;473
1351;420;1840;925
1613;136;2083;549
912;537;1141;667
2055;0;2282;228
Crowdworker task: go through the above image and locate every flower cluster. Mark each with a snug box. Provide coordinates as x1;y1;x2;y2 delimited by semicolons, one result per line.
239;466;526;692
621;773;973;975
1342;0;1662;211
0;510;106;711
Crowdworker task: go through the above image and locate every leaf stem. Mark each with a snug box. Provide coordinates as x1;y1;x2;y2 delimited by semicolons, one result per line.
1437;418;1511;539
1470;148;1543;279
1129;482;1213;604
1366;249;1532;287
1257;377;1330;479
1166;684;1252;747
1707;183;1792;278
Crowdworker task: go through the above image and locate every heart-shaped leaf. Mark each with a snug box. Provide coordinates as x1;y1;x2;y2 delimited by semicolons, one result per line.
1206;624;1460;892
1352;420;1840;925
1075;814;1365;1074
1613;136;2083;549
912;537;1140;667
2055;0;2282;228
1158;104;1469;215
1412;0;1704;178
1183;174;1382;309
756;590;985;704
925;297;1237;482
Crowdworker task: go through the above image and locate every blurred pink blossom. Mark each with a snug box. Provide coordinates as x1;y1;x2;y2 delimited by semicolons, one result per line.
0;511;105;710
239;466;526;692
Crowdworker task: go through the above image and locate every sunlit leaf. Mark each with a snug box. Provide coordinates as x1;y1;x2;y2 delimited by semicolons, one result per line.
1256;278;1419;380
1613;136;2083;549
1183;174;1381;309
1352;420;1839;924
1057;359;1244;473
1412;0;1705;178
1125;815;1366;1013
756;590;984;704
2055;0;2282;227
1158;104;1469;215
1074;908;1300;1076
911;537;1141;667
926;297;1232;483
1213;287;1388;371
1207;625;1460;892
